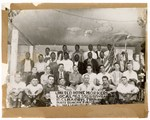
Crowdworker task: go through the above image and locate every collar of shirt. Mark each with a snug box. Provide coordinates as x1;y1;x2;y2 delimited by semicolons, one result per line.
73;71;79;74
45;54;50;58
74;61;78;65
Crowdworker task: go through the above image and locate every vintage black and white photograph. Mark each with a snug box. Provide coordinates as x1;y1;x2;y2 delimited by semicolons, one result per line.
6;8;147;108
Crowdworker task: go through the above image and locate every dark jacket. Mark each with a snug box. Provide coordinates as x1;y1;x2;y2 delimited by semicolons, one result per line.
95;51;101;59
53;70;69;86
84;58;99;73
20;59;34;73
73;61;85;75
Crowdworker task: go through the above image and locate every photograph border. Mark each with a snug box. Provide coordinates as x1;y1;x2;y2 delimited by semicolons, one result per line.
2;3;148;118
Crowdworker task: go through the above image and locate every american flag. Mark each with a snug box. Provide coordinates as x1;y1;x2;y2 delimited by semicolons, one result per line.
104;46;115;73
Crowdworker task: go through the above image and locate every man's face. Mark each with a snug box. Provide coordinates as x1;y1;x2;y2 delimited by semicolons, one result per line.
75;45;79;51
31;78;38;86
87;66;92;73
25;52;30;59
88;44;93;51
32;67;37;74
63;45;67;52
83;75;90;84
59;79;66;86
64;53;68;60
51;53;56;60
74;54;79;61
115;64;120;71
100;66;105;73
45;48;50;55
102;78;108;85
59;65;64;71
122;78;128;85
97;45;101;51
135;54;140;61
88;52;92;59
100;52;104;58
48;77;54;85
127;63;133;71
38;55;43;62
45;66;51;74
107;44;112;51
15;74;21;83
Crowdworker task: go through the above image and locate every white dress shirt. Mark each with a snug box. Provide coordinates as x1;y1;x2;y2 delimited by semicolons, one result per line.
35;62;46;73
76;83;95;91
40;73;51;85
24;60;31;72
104;50;109;58
123;70;139;82
26;84;43;95
82;73;97;86
83;51;97;60
117;83;139;94
132;60;140;71
59;59;73;72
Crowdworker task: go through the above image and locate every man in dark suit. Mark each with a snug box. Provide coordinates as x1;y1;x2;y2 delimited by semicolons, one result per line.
53;63;70;86
84;52;98;73
95;44;102;59
73;54;85;74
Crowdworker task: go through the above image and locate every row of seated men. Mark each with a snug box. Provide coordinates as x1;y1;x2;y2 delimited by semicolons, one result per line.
8;62;141;108
20;44;144;78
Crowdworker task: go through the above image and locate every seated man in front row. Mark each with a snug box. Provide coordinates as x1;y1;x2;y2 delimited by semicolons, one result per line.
100;76;117;104
76;73;97;91
117;76;139;103
40;75;58;106
8;72;26;108
23;77;43;107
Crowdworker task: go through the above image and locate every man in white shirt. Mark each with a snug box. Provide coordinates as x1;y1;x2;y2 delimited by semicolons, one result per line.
110;62;123;86
44;47;51;63
96;65;112;85
21;52;34;73
35;54;47;79
77;73;96;91
8;72;26;108
40;66;51;86
104;44;112;58
117;76;139;103
123;62;139;83
59;52;73;73
83;44;97;60
132;53;140;72
82;64;97;86
24;77;43;107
